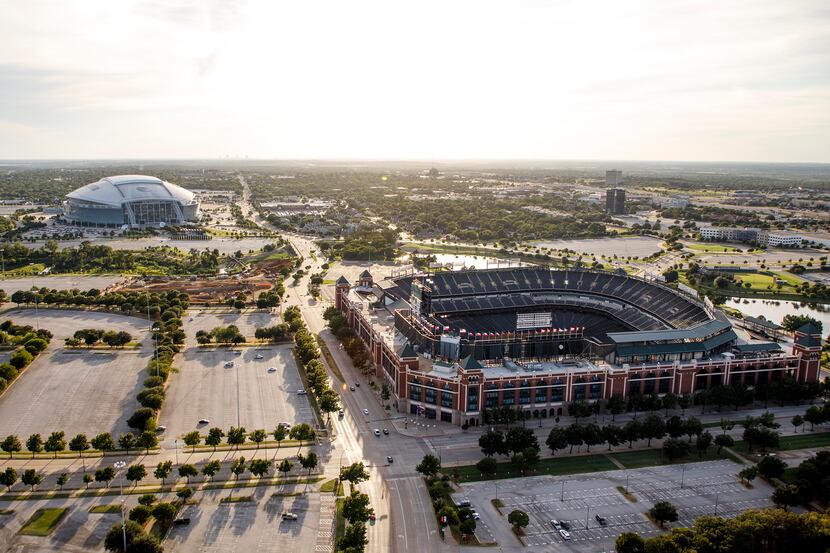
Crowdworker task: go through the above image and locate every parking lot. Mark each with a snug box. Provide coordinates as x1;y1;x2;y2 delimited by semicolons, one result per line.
0;308;151;342
159;344;314;440
458;460;775;553
185;310;279;342
0;349;149;438
166;486;321;553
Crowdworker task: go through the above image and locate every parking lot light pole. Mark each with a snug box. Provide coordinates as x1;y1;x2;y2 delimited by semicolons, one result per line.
625;474;629;494
114;460;127;552
560;480;565;502
714;492;719;516
585;506;590;529
680;465;686;489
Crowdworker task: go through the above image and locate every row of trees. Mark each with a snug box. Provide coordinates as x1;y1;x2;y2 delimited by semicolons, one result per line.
323;306;372;376
179;422;317;453
416;454;479;540
616;508;830;553
65;328;132;348
1;430;159;462
0;320;51;394
336;462;373;553
284;306;341;421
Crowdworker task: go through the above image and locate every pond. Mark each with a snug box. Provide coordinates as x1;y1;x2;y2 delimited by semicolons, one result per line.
724;297;830;330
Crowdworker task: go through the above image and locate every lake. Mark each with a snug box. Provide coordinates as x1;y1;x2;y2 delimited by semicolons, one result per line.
725;297;830;330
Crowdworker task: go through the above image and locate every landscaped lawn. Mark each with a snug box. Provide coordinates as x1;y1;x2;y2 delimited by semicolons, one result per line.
18;508;69;536
686;243;740;253
89;505;122;514
732;431;830;455
611;446;733;469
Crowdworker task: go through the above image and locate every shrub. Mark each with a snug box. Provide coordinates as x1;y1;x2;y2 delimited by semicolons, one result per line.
126;408;156;431
8;349;33;370
0;363;18;382
143;376;163;388
128;504;153;524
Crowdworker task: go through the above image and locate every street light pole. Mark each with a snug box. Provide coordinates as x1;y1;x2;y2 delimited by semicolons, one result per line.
681;465;686;489
714;492;719;516
560;480;565;502
174;440;179;465
114;461;127;551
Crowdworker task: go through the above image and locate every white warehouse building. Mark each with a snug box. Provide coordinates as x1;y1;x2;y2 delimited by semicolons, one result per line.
63;175;200;227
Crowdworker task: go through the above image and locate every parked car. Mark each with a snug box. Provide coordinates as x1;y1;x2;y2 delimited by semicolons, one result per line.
281;512;298;521
382;428;389;435
455;500;471;508
369;513;376;521
198;419;210;425
355;382;360;387
255;354;264;360
471;510;480;520
297;390;308;395
234;350;242;356
278;422;291;429
386;456;394;463
224;361;234;368
267;367;277;373
363;408;369;415
559;529;571;540
373;429;381;437
350;386;355;391
559;520;571;530
156;426;167;433
550;519;561;530
595;514;608;526
338;409;345;418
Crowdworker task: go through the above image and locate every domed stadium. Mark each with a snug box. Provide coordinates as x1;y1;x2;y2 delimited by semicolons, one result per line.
63;175;200;227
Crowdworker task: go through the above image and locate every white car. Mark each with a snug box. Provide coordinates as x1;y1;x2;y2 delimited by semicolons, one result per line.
224;361;234;368
297;390;308;395
363;408;369;415
550;519;562;530
267;367;277;373
559;529;571;541
374;429;381;437
471;510;480;520
255;354;264;360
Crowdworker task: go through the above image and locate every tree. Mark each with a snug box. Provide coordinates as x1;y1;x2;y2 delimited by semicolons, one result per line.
696;431;713;458
603;424;623;451
206;427;225;451
342;489;373;524
69;434;90;458
45;431;66;458
616;532;646;553
227;426;247;449
177;487;194;501
182;431;201;452
641;414;666;446
56;472;68;490
479;429;505;457
26;433;43;458
738;466;758;485
666;416;685;439
151;502;178;526
91;432;115;454
129;505;153;524
231;456;247;480
505;426;538;455
791;414;804;433
623;419;642;448
95;466;116;486
104;519;159;553
565;423;584;453
546;427;568;455
278;459;293;479
460;517;477;537
272;425;287;449
758;456;787;480
319;389;340;418
772;484;801;511
583;423;603;452
249;429;267;450
249;458;271;478
507;509;529;533
178;464;198;483
127;408;155;431
126;464;147;487
118;433;136;454
0;467;17;491
476;456;498;479
1;434;21;458
137;431;157;454
154;461;173;486
607;394;626;421
662;438;690;462
340;462;370;486
83;474;93;489
714;433;734;454
138;494;157;506
649;501;678;527
416;454;441;477
298;451;318;475
337;521;368;551
202;460;221;481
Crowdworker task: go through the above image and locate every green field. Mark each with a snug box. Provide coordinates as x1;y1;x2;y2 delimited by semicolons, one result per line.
686;243;741;253
612;446;734;469
731;431;830;455
89;505;123;514
18;508;69;536
219;495;253;503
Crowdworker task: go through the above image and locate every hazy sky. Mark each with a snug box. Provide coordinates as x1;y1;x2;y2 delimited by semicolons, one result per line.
1;0;829;162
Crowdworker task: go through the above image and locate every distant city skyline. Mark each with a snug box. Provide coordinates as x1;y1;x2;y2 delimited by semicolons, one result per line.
1;0;829;162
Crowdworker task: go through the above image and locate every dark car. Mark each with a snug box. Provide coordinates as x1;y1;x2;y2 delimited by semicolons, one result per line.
382;428;389;435
559;520;571;530
595;514;608;526
387;456;394;463
173;518;191;526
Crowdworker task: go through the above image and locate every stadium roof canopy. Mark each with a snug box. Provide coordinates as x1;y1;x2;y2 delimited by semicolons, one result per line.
606;319;732;344
66;175;195;207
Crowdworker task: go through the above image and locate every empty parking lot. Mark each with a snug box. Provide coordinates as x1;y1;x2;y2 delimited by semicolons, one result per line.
159;344;314;440
458;460;775;552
